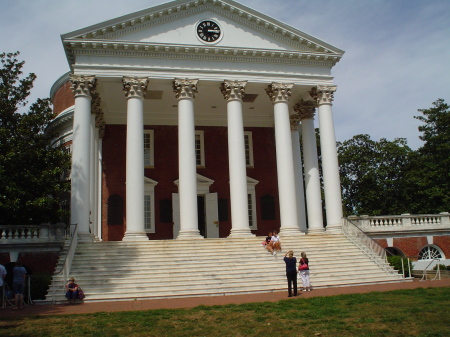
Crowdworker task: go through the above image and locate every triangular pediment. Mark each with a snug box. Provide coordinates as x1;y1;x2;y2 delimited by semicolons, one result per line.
62;0;343;60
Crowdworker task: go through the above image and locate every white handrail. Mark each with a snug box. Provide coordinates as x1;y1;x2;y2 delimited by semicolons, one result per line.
420;258;441;281
343;218;398;276
51;223;78;303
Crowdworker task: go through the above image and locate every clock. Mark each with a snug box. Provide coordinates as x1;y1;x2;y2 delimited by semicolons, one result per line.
196;20;222;43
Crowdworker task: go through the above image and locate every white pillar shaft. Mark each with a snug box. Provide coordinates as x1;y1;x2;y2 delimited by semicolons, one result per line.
89;115;97;237
291;128;307;233
273;102;300;234
124;96;147;240
227;99;253;237
318;103;343;230
97;139;103;241
301;118;324;233
178;98;200;237
70;95;92;235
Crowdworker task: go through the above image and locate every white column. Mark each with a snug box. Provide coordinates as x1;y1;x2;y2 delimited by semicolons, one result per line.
266;83;301;236
290;117;307;233
89;114;97;237
311;86;343;233
295;100;324;233
221;81;254;237
69;75;96;241
123;77;149;241
173;79;202;239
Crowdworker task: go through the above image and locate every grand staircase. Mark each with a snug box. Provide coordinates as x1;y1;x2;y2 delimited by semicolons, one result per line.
45;233;405;303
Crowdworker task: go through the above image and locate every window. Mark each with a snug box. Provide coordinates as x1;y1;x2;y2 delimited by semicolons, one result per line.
418;245;444;260
144;177;158;233
144;130;154;168
248;193;256;228
244;132;254;167
247;176;259;230
195;130;205;167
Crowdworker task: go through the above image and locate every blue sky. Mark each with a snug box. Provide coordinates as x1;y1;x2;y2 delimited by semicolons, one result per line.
1;0;449;149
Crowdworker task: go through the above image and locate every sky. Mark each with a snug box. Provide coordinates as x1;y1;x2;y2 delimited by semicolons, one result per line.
1;0;449;150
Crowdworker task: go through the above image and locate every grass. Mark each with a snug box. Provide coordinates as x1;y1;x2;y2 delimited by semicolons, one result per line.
1;287;450;336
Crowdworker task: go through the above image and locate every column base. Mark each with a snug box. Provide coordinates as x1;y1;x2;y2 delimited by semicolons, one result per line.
123;232;149;241
306;227;326;235
78;233;97;242
325;224;343;235
227;228;255;238
176;230;203;239
279;227;305;237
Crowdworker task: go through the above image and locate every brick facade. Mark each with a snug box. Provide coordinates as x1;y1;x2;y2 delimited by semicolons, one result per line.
101;124;280;241
53;81;75;115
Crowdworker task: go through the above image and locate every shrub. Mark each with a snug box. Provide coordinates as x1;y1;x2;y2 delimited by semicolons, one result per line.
29;274;52;300
433;264;448;271
387;256;413;277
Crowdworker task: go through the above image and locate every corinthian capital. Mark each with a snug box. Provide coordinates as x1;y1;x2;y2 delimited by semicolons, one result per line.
309;85;337;105
70;75;97;98
123;77;149;99
290;115;301;131
173;78;199;99
265;83;294;103
220;80;247;101
293;100;316;120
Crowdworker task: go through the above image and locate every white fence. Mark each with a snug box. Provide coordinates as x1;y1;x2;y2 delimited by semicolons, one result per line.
0;223;67;243
347;212;450;232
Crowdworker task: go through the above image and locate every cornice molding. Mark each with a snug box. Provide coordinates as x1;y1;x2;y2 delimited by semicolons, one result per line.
65;42;340;68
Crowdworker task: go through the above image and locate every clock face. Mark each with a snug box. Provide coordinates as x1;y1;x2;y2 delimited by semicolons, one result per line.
196;20;221;43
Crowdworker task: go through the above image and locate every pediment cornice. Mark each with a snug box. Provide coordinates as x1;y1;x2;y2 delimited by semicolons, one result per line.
64;39;341;68
62;0;344;62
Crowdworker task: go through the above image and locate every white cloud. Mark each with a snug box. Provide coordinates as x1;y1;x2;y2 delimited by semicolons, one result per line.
1;0;448;149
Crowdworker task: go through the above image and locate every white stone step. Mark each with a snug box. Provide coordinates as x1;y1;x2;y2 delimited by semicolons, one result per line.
46;233;405;303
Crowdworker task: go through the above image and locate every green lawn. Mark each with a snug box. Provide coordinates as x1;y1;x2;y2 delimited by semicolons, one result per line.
1;287;449;337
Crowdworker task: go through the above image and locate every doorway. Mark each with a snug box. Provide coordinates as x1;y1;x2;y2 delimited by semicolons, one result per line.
197;195;206;237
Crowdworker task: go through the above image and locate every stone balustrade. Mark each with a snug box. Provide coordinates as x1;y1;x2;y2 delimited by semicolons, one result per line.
0;223;67;244
347;213;450;233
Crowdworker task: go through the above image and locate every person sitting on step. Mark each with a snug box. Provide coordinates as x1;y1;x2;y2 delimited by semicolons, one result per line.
269;230;281;255
65;277;79;304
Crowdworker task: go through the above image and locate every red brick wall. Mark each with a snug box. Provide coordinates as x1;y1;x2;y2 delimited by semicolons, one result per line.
393;237;428;257
375;239;388;248
53;81;74;115
101;125;280;241
0;252;59;275
434;236;450;257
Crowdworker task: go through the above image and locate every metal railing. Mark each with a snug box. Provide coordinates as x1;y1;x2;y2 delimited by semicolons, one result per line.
342;218;399;276
420;258;441;281
51;223;78;303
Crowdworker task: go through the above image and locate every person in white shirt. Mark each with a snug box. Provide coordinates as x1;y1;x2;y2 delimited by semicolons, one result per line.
269;231;281;255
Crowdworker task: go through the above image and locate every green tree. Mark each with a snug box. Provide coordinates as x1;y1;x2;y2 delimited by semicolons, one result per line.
337;134;412;216
406;99;450;213
0;52;70;225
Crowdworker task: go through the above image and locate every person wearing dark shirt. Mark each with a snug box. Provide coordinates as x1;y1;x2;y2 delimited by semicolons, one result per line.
283;250;298;297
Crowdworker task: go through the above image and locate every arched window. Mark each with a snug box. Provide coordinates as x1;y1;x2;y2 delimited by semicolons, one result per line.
385;247;405;257
418;245;445;260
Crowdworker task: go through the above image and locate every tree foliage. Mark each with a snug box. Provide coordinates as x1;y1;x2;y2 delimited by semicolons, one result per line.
0;52;70;225
337;99;449;216
338;134;412;216
406;99;450;213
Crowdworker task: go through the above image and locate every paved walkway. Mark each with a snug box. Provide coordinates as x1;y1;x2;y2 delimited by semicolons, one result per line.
2;279;449;318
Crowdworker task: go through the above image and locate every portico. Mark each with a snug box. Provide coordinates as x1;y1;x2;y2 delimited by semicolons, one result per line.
52;0;345;241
